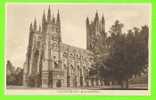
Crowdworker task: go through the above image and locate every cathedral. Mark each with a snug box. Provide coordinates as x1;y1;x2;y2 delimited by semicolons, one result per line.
23;6;108;88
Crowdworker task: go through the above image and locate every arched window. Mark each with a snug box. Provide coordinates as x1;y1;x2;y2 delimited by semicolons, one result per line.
54;62;58;68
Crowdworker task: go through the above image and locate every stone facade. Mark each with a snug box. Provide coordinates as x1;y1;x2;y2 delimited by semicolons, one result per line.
23;6;107;88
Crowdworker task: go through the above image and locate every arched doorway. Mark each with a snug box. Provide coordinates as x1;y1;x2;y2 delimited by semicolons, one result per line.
56;80;62;88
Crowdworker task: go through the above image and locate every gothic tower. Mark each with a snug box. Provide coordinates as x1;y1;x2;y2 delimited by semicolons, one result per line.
86;12;106;56
23;6;62;88
41;6;63;88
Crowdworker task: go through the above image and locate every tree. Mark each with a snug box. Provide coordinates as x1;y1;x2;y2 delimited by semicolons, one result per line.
6;60;23;86
97;20;148;89
6;60;16;85
15;67;23;85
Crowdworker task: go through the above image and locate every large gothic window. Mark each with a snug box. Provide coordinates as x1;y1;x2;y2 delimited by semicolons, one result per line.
32;50;39;73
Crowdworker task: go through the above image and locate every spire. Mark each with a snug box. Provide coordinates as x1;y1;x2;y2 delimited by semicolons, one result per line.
42;10;46;32
102;14;105;24
94;11;99;33
101;14;105;32
56;9;61;42
86;17;89;25
52;13;55;23
57;9;61;33
47;5;51;21
86;17;90;38
95;10;99;22
29;22;33;32
57;10;60;24
33;18;37;31
42;10;46;24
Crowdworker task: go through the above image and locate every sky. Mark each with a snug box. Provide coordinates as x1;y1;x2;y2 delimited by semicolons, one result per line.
6;3;151;68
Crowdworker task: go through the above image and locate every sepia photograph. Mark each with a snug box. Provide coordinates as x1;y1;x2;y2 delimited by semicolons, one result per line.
5;3;151;95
